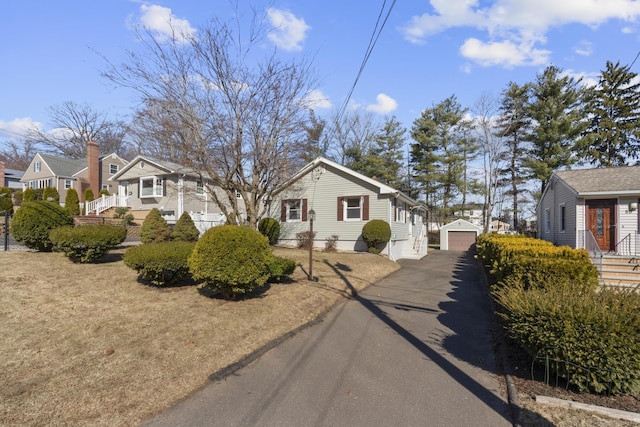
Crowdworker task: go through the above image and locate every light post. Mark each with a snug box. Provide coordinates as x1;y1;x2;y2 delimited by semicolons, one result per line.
308;209;316;281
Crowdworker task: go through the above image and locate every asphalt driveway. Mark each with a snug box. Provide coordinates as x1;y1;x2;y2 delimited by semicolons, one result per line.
142;249;512;426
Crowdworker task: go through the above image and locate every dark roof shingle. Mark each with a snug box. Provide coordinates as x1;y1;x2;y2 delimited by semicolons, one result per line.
555;166;640;194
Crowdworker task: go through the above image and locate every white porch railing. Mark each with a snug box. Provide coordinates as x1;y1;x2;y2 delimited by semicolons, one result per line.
85;195;128;216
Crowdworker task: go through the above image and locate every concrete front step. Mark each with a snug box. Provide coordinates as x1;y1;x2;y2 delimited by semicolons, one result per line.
593;255;640;287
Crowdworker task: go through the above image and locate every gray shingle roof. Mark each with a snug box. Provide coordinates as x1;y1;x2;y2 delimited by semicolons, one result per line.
555;166;640;194
40;154;86;177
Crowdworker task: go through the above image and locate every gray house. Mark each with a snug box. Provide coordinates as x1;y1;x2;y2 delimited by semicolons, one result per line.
537;166;640;254
271;157;427;260
107;155;243;227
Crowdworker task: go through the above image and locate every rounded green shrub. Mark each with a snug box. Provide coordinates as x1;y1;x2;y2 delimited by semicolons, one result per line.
64;188;81;215
362;219;391;253
23;187;35;202
50;224;127;263
12;189;23;207
0;187;13;215
172;211;200;242
140;208;172;244
268;256;296;282
188;225;272;298
10;201;74;251
124;241;196;286
98;189;110;197
258;217;280;245
43;187;59;203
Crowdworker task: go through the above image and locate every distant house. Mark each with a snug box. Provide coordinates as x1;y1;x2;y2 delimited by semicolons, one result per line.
454;203;484;227
20;141;128;205
108;155;243;227
270;157;427;260
0;161;24;189
537;166;640;254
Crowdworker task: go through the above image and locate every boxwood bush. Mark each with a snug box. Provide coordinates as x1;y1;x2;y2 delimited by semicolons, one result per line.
11;201;74;251
123;241;196;286
268;256;296;282
188;225;273;298
493;282;640;395
362;219;391;253
50;224;128;263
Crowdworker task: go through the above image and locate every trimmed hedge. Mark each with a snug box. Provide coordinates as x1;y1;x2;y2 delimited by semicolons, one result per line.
172;211;200;242
123;241;196;286
493;283;640;395
478;233;640;395
50;224;127;263
10;201;74;251
188;225;272;298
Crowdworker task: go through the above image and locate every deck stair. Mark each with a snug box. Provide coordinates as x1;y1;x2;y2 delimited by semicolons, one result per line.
598;255;640;288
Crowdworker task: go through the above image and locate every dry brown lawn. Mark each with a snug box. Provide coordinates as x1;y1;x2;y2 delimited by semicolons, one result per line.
0;246;400;426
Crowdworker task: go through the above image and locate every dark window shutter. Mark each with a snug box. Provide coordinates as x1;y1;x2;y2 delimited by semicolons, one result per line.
281;200;287;222
363;195;369;221
162;177;166;197
337;197;344;221
393;199;397;222
302;198;308;222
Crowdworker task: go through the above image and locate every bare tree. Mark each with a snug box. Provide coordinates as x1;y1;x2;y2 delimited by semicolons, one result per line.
27;101;132;159
102;12;317;227
472;93;506;233
0;138;41;170
326;109;378;167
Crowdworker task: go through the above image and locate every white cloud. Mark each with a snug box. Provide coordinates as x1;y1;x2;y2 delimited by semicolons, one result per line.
564;69;599;87
460;38;550;67
365;93;398;114
574;40;593;56
266;8;310;52
0;118;41;139
402;0;640;67
301;90;332;110
136;4;196;43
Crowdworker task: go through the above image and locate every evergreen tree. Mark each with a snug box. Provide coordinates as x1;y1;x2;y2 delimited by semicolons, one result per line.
523;65;588;195
23;187;35;202
0;187;13;215
140;208;172;244
410;95;474;219
301;110;329;162
64;188;81;215
495;82;531;232
42;187;60;203
172;211;200;242
359;116;406;189
579;61;640;167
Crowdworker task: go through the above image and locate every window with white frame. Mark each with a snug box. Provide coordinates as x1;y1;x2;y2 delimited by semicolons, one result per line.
64;179;72;189
545;208;551;233
287;199;302;221
559;205;566;232
345;197;362;221
34;161;41;172
196;180;204;195
395;201;406;223
109;164;119;174
140;176;163;197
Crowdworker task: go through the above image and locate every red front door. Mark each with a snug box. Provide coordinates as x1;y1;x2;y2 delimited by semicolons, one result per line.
586;199;616;252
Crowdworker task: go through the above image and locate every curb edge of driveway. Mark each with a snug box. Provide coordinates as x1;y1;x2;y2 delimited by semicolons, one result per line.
208;298;346;383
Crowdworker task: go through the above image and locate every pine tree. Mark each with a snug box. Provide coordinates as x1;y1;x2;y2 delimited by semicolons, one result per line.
579;61;640;167
523;66;588;195
495;82;532;232
359;116;406;189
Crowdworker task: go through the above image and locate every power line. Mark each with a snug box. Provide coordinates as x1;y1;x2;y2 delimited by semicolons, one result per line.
326;0;397;142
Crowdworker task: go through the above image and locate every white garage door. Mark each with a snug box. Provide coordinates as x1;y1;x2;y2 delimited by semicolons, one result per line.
448;231;477;251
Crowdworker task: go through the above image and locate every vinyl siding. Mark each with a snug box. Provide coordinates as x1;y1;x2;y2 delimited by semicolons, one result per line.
274;163;392;246
538;176;578;246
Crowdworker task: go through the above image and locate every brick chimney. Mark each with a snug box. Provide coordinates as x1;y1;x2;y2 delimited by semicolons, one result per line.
87;140;100;199
0;161;5;188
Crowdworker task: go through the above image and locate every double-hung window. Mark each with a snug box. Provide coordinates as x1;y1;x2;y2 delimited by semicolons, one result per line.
337;195;369;221
545;208;551;233
109;164;119;174
196;180;204;195
140;176;163;197
281;199;307;222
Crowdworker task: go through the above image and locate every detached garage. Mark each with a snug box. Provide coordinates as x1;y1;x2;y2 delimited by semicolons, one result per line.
440;219;482;251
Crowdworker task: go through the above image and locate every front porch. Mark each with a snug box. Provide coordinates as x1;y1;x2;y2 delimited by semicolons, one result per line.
579;229;640;287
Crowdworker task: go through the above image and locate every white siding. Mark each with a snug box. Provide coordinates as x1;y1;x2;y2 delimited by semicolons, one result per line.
537;176;578;247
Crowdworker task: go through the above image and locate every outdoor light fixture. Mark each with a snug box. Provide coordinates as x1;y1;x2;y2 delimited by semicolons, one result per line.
308;209;316;281
629;202;638;212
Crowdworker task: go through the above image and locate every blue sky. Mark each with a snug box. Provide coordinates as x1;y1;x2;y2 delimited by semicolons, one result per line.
2;0;640;145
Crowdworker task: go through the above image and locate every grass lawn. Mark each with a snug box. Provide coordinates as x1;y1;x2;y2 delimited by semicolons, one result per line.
0;246;400;426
